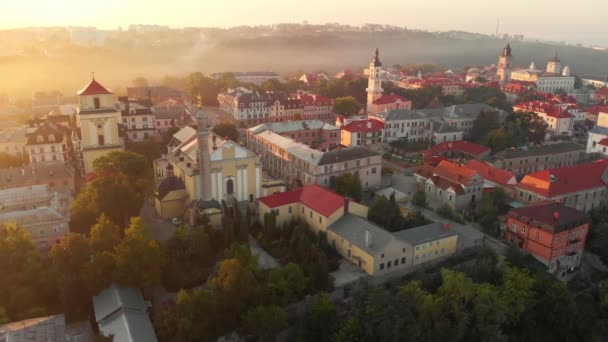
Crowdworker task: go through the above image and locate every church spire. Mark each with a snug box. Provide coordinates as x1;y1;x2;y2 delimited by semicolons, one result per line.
372;48;382;67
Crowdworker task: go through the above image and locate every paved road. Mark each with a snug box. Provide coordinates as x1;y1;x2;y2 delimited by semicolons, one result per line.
249;235;280;270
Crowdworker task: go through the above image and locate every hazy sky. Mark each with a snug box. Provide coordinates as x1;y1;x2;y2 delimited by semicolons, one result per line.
2;0;607;45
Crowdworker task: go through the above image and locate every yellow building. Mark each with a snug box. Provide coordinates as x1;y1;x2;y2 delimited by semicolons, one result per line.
154;164;188;219
76;77;124;174
393;223;459;265
153;126;262;218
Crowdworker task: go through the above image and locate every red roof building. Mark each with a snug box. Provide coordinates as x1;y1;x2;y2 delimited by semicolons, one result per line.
367;93;412;114
465;160;517;196
514;100;578;136
594;87;608;102
340;119;384;147
515;159;608;211
505;201;589;278
421;140;491;160
77;78;113;96
294;92;334;120
584;105;608;123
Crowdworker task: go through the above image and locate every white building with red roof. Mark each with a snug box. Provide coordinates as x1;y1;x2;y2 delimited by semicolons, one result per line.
367;93;412;114
587;111;608;156
465;160;517;196
509;51;575;93
340;119;384;148
75;76;124;175
514;159;608;211
513;100;575;136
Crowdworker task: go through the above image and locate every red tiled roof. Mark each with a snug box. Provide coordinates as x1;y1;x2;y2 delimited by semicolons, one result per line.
341;119;384;133
296;93;332;106
595;87;608;95
465;160;516;187
258;185;345;217
429;140;490;158
77;79;113;96
429;175;465;194
372;93;411;105
514;101;574;118
599;138;608;147
434;160;478;185
508;201;589;232
517;159;608;197
584;105;608;115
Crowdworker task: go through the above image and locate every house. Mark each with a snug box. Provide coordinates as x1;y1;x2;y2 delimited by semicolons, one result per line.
414;160;484;210
25;120;70;165
594;87;608;102
248;120;340;151
420;140;491;161
118;98;157;142
217;88;284;126
418;104;509;138
154;164;187;219
393;223;459;266
502;81;536;102
93;284;157;342
0;163;76;194
293;92;334;121
340;119;384;148
0;314;92;341
587;112;608;156
514;159;608;211
367;93;412;114
493;142;584;177
374;109;430;143
298;73;329;85
513;101;575;136
465;160;517;196
247;129;382;189
583;105;608;123
0;206;69;252
505;202;589;278
0;127;28;158
269;98;304;121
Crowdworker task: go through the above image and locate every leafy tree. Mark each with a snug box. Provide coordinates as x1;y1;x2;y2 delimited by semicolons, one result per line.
244;305;287;342
126;139;162;164
471;110;500;143
482;128;514;153
331;173;362;200
411;188;428;207
462;86;508;110
131;77;149;87
368;195;405;232
89;214;121;253
333;317;364;342
69;185;99;234
114;218;166;293
212;122;240;142
477;189;508;237
308;294;337;342
267;263;307;305
333;96;362;116
260;78;285;92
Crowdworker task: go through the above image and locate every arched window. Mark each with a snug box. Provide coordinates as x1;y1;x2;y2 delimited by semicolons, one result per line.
48;135;55;142
226;179;234;195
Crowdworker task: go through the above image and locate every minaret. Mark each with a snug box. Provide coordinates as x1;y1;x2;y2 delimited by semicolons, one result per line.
366;48;384;110
497;43;512;85
547;50;562;74
196;95;212;202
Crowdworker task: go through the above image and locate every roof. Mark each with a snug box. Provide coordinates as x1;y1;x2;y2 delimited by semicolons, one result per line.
429;140;490;158
434;123;462;134
248;120;337;135
419;103;508;122
508;201;589;233
494;142;584;159
341;119;384;133
0;207;67;227
0;314;66;342
514;101;574;118
434;160;478;186
465;160;516;187
77;78;113;96
93;284;157;342
329;214;399;255
156;176;185;199
393;222;458;245
25;121;67;145
317;147;379;166
372;93;410;105
584;105;608;115
517;159;608;197
258;185;345;217
0;163;74;191
548;50;561;63
599;138;608;147
0;127;28;144
383;109;427;121
428;175;465;194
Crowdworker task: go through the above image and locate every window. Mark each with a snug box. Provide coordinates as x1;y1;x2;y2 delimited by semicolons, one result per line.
387;261;392;268
288;206;292;214
521;227;526;233
39;229;45;235
94;97;100;109
381;253;384;258
310;211;313;218
98;135;105;146
379;263;384;270
394;259;399;266
371;167;377;174
401;257;406;264
318;216;322;224
535;232;540;239
51;146;55;152
441;248;445;253
512;224;517;232
402;248;406;252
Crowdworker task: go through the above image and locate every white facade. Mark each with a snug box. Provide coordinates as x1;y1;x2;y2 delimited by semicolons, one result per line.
586;112;608;156
366;49;384;108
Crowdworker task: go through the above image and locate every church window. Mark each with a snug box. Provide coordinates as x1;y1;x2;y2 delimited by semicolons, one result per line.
98;135;105;146
94;98;100;109
226;179;234;194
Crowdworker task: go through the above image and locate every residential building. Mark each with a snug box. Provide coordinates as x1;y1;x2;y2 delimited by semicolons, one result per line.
513;101;575;136
374;109;430;143
340;119;384;148
418;104;509;138
0;163;76;194
247;129;382;189
465;160;517;196
494;142;584;177
594;87;608;102
210;71;281;85
75;77;124;175
367;93;413;114
514;159;608;211
217;87;283;126
269;98;304;121
0;206;69;252
399;78;464;97
510;51;575;93
0;184;59;213
502;81;536;103
393;223;458;266
153;99;195;134
584;105;608;123
293;92;334;121
420;140;491;161
118;97;156;142
505;202;589;278
126;86;182;105
414;160;484;210
248;120;340;151
0;126;28;158
93;284;157;342
25;120;70;165
154;165;187;219
587;112;608;156
0;314;91;342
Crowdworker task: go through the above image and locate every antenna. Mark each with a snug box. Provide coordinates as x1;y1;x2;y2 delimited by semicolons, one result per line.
495;19;500;37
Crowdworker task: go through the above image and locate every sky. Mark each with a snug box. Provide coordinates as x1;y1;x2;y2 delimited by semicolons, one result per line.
2;0;607;45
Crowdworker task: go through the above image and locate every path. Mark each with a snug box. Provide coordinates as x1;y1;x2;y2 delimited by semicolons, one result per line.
248;235;280;270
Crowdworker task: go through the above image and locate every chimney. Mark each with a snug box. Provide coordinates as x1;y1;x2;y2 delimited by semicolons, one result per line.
365;229;372;248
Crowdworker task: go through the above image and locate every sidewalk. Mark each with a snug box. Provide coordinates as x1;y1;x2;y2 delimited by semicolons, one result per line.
248;235;280;270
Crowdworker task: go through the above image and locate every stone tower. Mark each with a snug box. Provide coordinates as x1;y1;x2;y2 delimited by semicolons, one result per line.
366;48;384;109
196;96;212;202
547;50;562;74
497;43;513;85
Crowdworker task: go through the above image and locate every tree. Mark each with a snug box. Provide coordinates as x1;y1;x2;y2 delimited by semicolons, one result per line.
308;293;337;342
161;126;180;147
331;173;362;200
333;317;364;342
411;188;428;207
0;307;9;325
260;79;285;92
212;122;239;142
368;195;405;232
333;96;362;116
126;139;162;164
244;305;287;342
131;77;149;87
89;214;121;254
478;189;507;236
482;128;514;153
471;110;500;143
267;263;307;305
114;218;166;293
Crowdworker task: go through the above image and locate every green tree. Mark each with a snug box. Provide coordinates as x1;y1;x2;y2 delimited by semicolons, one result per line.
308;293;337;342
331;173;362;200
89;214;121;253
212;122;240;142
411;188;428;207
471;110;500;143
333;317;364;342
368;195;405;232
114;217;166;293
161;126;180;147
244;305;287;342
333;96;362;116
126;139;162;164
0;307;9;325
267;263;307;305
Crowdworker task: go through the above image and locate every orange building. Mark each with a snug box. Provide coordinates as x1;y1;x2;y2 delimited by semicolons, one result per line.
505;202;589;278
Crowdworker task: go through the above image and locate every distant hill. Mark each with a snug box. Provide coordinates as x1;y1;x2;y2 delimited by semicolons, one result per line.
1;28;607;98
